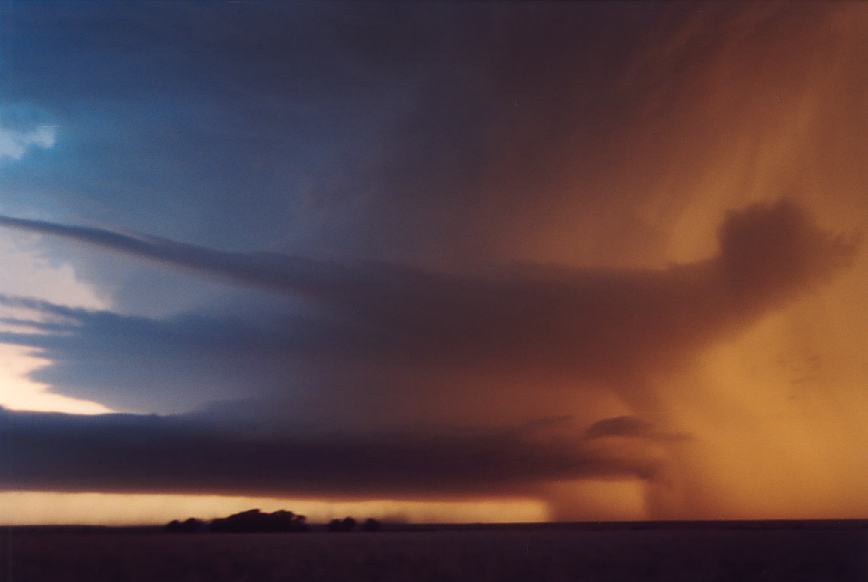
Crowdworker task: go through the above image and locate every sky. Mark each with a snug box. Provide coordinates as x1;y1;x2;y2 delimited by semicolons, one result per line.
0;1;866;524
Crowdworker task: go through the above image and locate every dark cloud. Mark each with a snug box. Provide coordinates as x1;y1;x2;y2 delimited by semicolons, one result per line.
0;408;655;498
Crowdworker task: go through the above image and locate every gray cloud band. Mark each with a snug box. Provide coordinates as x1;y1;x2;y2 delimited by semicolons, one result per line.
0;408;656;497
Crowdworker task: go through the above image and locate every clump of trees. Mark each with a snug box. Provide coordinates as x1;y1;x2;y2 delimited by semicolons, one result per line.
164;509;382;533
210;509;309;533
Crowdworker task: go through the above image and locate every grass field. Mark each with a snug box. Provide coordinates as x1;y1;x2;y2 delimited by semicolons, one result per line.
2;523;866;581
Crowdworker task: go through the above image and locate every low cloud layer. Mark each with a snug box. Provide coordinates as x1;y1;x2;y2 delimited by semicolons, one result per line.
0;408;655;498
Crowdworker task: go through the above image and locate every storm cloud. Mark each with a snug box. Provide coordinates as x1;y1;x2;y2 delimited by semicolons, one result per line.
0;1;866;521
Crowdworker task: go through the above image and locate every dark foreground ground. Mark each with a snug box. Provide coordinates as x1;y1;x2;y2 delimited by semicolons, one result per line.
2;521;866;582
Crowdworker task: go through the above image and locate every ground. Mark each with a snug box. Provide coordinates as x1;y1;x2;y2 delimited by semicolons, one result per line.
2;523;866;581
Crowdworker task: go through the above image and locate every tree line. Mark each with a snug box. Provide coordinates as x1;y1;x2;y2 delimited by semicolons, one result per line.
165;509;381;533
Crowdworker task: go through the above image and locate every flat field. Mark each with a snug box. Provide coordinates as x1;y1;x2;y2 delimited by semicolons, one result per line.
2;523;866;582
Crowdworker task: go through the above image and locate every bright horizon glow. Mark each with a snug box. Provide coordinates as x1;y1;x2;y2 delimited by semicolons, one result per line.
0;492;549;526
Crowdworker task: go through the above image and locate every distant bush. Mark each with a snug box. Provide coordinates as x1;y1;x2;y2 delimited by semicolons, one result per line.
328;517;357;532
